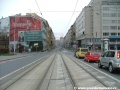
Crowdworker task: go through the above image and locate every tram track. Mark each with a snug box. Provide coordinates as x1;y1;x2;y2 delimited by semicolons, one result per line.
61;54;76;90
61;52;108;89
64;54;120;89
3;54;56;90
2;52;120;90
36;53;56;90
37;53;74;90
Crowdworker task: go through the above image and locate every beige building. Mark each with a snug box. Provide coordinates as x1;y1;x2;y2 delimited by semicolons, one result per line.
64;29;71;48
27;13;55;50
76;0;120;50
44;20;55;50
64;23;76;49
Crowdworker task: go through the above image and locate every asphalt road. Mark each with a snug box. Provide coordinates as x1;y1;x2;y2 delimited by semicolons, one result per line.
1;48;120;82
0;51;51;78
63;49;120;81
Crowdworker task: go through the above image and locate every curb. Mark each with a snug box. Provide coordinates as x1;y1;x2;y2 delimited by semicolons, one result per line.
0;55;29;62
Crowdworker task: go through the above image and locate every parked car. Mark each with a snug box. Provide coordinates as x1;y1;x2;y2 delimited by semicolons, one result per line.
75;48;89;58
84;51;100;62
98;50;120;73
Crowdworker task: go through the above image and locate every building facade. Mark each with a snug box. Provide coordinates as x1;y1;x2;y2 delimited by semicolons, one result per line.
0;13;55;53
76;0;120;50
76;6;93;49
64;23;76;49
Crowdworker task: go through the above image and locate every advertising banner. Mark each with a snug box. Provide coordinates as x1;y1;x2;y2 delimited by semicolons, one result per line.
103;38;109;52
18;31;24;42
24;31;42;41
10;16;42;41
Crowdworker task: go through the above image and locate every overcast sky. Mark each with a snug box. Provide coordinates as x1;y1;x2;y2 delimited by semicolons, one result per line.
0;0;91;40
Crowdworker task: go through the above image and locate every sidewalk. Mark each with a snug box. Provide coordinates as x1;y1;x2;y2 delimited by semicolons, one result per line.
0;52;35;62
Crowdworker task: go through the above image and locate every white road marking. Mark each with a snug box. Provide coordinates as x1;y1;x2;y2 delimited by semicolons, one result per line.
0;57;44;80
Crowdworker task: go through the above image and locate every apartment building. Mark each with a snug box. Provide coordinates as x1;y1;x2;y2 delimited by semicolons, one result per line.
76;6;93;49
76;0;120;50
64;29;71;48
0;13;55;52
64;23;76;49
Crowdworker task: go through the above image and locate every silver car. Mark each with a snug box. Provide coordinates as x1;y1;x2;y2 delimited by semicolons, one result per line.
98;50;120;73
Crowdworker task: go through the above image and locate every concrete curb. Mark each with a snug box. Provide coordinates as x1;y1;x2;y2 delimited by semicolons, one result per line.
0;55;28;62
0;52;36;62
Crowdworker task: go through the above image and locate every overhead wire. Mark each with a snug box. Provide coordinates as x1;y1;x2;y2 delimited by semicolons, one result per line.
34;0;44;18
0;9;81;12
66;0;78;30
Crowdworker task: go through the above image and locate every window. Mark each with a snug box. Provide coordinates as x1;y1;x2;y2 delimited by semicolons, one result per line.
109;2;120;5
118;33;120;35
110;13;117;17
103;26;109;30
111;33;117;36
110;26;117;30
103;20;117;24
103;33;109;36
109;7;117;11
103;51;108;57
108;51;115;57
103;7;109;10
117;39;120;42
110;39;116;42
118;26;120;30
103;7;120;11
118;13;120;17
118;7;120;11
103;20;109;24
110;20;117;24
86;52;90;55
81;49;88;52
103;13;109;17
102;1;120;5
118;20;120;24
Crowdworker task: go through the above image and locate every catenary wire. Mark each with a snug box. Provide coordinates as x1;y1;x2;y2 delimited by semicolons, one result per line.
34;0;44;18
66;0;78;30
0;9;81;12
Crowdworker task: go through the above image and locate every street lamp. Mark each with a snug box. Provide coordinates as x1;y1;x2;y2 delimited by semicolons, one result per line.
14;17;16;54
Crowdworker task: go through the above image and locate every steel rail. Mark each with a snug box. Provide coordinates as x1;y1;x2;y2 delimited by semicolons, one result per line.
61;53;77;90
4;53;53;90
36;53;57;90
65;54;111;89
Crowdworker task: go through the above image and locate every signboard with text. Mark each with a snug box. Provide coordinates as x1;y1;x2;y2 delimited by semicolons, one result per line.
24;31;42;41
10;16;42;41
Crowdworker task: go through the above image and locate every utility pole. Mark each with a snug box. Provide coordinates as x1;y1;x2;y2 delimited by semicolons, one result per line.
14;17;16;54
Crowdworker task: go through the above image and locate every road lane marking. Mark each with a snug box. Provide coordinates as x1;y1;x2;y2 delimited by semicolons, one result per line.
0;57;43;80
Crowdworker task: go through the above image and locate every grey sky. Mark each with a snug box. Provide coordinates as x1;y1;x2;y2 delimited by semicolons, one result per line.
0;0;90;39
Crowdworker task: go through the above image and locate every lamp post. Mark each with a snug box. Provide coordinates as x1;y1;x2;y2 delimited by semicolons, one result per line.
14;17;16;54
